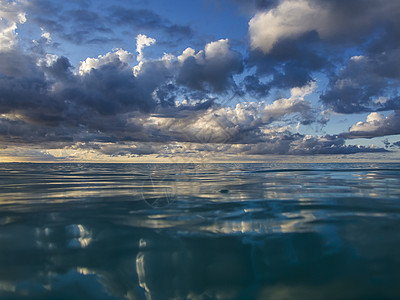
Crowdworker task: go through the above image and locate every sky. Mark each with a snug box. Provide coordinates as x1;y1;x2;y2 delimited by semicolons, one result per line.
1;0;400;162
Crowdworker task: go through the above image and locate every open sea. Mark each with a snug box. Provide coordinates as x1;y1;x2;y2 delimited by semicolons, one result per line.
1;162;400;300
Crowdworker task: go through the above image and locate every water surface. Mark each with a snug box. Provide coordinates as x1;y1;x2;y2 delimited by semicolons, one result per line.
1;163;400;299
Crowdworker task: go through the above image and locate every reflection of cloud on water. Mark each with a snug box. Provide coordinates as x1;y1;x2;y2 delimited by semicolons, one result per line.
136;252;151;300
66;224;92;248
0;281;16;293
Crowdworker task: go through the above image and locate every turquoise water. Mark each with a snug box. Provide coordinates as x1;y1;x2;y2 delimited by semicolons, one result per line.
1;163;400;300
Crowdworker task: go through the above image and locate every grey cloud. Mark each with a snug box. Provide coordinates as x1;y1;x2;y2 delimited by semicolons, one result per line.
0;49;239;151
231;0;279;12
0;49;157;144
243;75;270;97
2;0;398;159
108;7;193;38
0;117;75;146
225;133;388;155
321;54;400;114
25;1;193;46
25;1;113;45
0;51;50;115
95;143;161;157
246;31;329;92
288;135;386;155
59;9;114;44
249;0;400;53
0;35;248;150
210;0;279;16
315;0;400;44
246;0;400;109
177;40;243;93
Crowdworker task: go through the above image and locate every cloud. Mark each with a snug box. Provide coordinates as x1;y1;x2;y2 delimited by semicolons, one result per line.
246;8;329;91
246;0;400;106
0;31;246;151
243;75;271;97
249;0;400;54
108;6;193;38
0;45;159;145
288;135;387;155
234;134;387;155
0;0;397;160
341;111;400;139
140;82;324;146
3;46;373;159
321;54;400;114
0;0;26;51
79;48;134;75
25;1;116;45
229;0;280;14
177;39;243;93
261;82;316;124
108;6;193;39
249;0;325;54
136;34;156;62
24;1;193;46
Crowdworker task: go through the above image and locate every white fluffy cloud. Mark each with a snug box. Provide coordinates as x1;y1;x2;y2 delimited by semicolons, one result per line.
0;0;26;51
343;111;400;138
178;39;236;65
261;81;315;124
136;33;156;62
78;48;133;75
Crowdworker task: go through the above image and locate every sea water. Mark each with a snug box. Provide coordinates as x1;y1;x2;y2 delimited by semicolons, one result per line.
0;162;400;300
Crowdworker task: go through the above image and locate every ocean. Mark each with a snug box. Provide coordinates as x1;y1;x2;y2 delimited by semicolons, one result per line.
1;162;400;300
